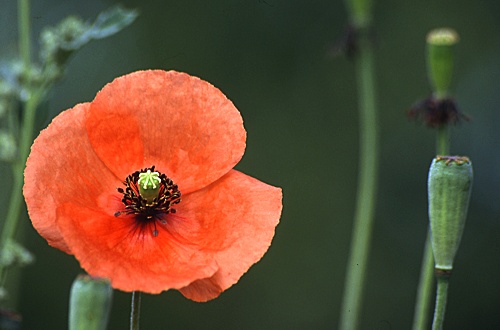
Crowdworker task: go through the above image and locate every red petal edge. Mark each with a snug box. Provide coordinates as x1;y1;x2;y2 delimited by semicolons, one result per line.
177;170;282;302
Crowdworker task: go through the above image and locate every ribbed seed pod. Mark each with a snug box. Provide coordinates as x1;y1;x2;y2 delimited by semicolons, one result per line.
428;156;473;271
69;275;113;330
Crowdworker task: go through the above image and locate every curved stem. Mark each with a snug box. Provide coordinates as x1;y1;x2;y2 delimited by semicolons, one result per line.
339;34;379;330
412;230;434;330
130;291;142;330
432;275;449;330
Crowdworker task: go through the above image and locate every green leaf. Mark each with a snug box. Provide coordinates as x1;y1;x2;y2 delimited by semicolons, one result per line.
53;6;139;52
38;5;138;83
86;5;139;40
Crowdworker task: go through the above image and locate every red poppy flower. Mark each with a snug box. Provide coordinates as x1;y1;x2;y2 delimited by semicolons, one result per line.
23;70;282;302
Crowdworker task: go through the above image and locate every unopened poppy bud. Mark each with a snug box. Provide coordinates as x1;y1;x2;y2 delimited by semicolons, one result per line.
426;28;459;98
69;275;112;330
138;169;161;203
428;156;472;271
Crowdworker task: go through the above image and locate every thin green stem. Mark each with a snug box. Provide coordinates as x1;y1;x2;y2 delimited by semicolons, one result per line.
412;230;434;330
432;275;449;330
0;92;41;285
339;36;379;330
18;0;31;67
436;125;450;155
1;94;40;238
0;0;38;288
130;291;142;330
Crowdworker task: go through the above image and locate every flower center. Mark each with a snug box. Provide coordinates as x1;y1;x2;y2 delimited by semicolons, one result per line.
138;169;162;204
114;166;181;237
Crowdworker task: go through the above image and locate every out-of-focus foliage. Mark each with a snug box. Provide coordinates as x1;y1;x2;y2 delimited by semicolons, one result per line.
39;5;138;82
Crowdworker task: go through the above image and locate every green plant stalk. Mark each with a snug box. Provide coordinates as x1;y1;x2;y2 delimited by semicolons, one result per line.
18;0;31;67
0;0;39;287
432;275;449;330
130;291;142;330
436;125;450;156
412;124;449;329
412;230;434;330
0;92;41;282
339;36;379;330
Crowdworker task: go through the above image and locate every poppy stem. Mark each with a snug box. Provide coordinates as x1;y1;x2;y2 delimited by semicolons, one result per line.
436;125;450;155
412;110;450;330
0;0;39;292
339;3;379;328
431;274;450;330
412;230;435;330
130;291;142;330
18;0;31;67
0;91;40;278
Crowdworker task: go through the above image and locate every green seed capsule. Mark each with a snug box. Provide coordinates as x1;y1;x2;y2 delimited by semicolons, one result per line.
426;28;459;99
428;156;473;271
69;275;113;330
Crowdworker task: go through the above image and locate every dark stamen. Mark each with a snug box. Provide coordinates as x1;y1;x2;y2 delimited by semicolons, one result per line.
115;166;181;237
408;96;470;127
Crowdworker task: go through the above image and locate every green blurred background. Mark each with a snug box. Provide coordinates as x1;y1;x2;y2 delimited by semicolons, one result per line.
1;0;500;328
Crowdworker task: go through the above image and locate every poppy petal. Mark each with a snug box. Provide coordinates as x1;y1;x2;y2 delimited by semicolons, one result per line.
86;70;246;194
55;203;219;293
177;170;282;302
24;103;119;253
